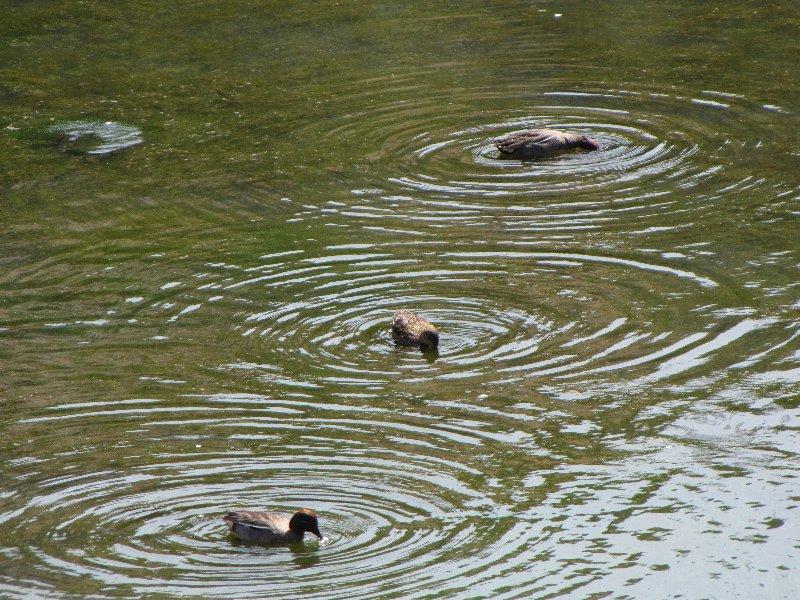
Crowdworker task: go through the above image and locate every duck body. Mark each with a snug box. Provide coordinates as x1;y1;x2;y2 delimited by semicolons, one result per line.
494;128;599;159
222;508;322;544
392;310;439;350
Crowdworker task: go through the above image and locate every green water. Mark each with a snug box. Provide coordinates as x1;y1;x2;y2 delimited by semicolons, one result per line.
1;1;798;598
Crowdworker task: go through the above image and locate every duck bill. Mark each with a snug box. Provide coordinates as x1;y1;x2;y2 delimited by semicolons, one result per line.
311;527;323;539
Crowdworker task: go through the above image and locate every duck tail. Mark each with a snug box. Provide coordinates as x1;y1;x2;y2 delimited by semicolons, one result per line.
222;511;237;529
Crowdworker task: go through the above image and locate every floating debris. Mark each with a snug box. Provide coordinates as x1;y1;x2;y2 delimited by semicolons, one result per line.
45;120;143;155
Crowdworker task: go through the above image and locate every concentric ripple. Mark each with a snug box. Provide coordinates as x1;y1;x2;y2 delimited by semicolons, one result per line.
3;373;798;598
284;84;797;237
392;115;691;198
3;2;800;598
0;393;542;598
154;243;790;404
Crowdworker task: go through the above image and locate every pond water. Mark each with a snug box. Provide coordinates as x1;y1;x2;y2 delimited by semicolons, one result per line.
1;1;798;598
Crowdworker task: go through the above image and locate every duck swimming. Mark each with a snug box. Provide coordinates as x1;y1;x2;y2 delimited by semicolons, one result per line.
222;508;322;544
494;128;600;159
392;310;439;350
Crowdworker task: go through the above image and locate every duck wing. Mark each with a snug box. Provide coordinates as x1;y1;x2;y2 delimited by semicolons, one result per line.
393;310;434;334
494;129;564;153
222;510;288;530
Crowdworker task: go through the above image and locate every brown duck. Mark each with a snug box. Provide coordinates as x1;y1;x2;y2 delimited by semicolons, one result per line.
392;310;439;350
222;508;322;544
494;128;600;159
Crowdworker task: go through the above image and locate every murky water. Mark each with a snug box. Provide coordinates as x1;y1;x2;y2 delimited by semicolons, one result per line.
1;1;798;598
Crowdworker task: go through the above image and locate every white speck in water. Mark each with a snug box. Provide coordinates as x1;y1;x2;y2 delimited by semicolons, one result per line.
691;98;730;109
178;304;201;316
319;536;331;546
77;319;110;326
554;13;562;18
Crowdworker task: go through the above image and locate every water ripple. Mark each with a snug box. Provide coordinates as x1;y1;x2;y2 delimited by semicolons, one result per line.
282;83;797;239
0;394;534;598
171;245;789;401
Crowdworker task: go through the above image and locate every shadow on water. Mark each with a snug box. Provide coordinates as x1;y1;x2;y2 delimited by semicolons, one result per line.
227;535;323;570
421;348;440;364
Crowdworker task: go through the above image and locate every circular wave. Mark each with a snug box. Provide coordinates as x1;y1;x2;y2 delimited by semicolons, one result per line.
1;394;538;599
283;83;796;237
389;116;691;198
205;245;775;398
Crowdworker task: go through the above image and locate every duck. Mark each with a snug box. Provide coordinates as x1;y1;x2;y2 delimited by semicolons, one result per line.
494;128;600;159
392;310;439;350
222;508;322;544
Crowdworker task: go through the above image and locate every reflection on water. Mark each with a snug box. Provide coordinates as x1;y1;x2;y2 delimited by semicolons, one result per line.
1;0;798;598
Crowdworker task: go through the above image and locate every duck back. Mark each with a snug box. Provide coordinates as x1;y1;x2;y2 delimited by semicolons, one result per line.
494;128;599;158
392;310;439;350
223;510;300;544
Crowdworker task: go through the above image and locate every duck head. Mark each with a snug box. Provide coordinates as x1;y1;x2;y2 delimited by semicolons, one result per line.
289;508;323;539
578;135;600;151
419;329;439;351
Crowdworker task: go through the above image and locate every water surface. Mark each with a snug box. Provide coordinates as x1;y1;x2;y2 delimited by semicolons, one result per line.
1;1;798;598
